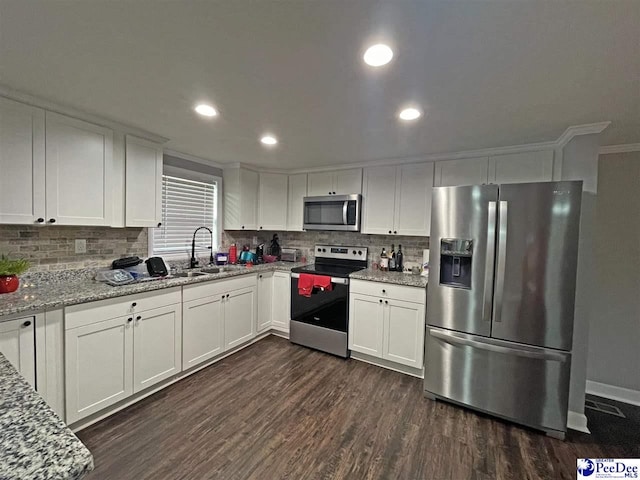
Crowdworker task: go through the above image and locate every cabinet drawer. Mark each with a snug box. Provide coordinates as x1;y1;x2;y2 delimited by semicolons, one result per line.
65;287;181;330
183;274;257;302
350;279;425;304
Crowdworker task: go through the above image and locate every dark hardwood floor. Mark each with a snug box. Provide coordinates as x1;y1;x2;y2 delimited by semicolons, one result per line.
78;336;639;480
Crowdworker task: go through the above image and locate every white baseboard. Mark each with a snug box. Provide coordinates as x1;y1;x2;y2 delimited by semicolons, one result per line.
586;380;640;407
567;410;590;434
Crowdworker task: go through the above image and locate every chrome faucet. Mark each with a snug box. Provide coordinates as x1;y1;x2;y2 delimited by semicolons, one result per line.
190;227;214;269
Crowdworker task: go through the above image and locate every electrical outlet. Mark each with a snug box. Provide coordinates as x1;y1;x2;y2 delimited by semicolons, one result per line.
75;239;87;254
252;236;258;244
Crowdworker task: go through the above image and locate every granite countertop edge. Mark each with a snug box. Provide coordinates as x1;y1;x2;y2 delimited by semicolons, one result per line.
349;269;429;288
0;262;304;318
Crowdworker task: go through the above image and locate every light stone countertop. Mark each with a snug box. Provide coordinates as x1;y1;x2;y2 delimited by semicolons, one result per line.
0;353;93;480
350;268;428;288
0;262;304;319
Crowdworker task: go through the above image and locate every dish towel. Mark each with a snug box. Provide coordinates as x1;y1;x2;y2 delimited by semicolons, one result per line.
313;275;333;293
298;273;315;297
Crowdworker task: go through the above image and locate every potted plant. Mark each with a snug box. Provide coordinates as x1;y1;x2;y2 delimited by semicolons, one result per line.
0;255;30;294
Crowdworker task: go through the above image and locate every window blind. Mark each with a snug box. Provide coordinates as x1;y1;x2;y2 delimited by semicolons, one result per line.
152;174;218;255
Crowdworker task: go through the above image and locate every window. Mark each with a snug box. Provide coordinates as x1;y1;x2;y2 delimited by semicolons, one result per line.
151;168;220;257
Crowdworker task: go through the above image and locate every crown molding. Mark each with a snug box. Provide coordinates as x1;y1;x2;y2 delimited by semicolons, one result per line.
555;121;611;148
599;143;640;155
0;84;169;144
163;149;225;169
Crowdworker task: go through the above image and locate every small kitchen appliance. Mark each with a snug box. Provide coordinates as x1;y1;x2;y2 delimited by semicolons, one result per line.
215;252;229;266
303;194;361;232
290;245;368;358
280;248;301;262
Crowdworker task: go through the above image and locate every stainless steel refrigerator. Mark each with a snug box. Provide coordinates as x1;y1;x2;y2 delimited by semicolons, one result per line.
424;181;582;438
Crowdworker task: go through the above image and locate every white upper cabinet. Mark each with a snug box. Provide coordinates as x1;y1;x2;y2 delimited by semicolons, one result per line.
45;112;113;226
395;163;434;237
307;168;362;196
434;157;489;187
362;165;397;235
257;173;288;231
224;167;258;230
286;173;307;231
489;150;554;184
125;135;163;227
0;98;46;225
362;162;434;237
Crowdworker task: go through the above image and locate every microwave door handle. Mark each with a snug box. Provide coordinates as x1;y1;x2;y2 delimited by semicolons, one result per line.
342;201;348;225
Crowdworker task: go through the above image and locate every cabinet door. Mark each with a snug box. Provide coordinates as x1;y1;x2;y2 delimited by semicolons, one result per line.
132;304;182;393
361;166;397;235
286;173;307;231
65;316;133;424
0;317;36;388
45;112;113;225
257;273;273;332
307;172;334;196
271;272;291;332
383;299;425;369
334;168;363;194
395;162;434;236
239;169;259;230
0;98;45;225
258;173;288;230
489;151;554;184
182;296;224;369
348;293;384;358
434;157;488;187
224;286;256;350
125;135;163;227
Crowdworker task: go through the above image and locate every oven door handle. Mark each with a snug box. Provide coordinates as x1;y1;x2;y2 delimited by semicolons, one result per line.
291;272;349;285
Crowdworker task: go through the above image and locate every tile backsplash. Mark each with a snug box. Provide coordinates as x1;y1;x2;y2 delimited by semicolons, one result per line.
0;225;148;272
222;230;430;269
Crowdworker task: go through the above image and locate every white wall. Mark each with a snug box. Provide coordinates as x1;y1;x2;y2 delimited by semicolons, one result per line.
587;151;640;396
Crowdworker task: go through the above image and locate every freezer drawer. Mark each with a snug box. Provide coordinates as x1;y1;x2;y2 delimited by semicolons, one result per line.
424;327;571;433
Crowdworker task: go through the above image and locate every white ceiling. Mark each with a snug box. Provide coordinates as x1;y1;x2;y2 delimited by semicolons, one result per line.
0;0;638;168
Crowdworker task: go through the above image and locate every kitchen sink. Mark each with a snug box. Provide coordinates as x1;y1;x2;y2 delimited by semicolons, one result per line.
172;271;209;278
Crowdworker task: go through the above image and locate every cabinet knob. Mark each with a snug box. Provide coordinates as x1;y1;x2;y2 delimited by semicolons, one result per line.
328;191;332;195
226;294;230;298
157;222;162;227
379;299;382;303
36;218;44;223
259;274;263;278
385;300;389;304
48;218;56;224
388;230;392;234
382;289;386;293
393;231;397;234
260;226;263;230
127;318;133;323
136;316;142;320
22;320;32;327
132;302;137;307
241;225;245;229
221;295;225;300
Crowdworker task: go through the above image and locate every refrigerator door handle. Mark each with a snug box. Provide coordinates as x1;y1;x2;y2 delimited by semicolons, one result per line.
493;200;508;323
482;201;497;322
428;328;568;362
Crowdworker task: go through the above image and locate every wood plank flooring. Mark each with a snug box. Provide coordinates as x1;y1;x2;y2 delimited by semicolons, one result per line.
78;336;639;480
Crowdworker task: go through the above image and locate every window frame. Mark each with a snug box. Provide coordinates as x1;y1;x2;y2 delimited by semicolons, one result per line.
148;165;223;260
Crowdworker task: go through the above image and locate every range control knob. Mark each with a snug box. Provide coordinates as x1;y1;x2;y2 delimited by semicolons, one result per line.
352;250;357;255
358;250;362;255
322;248;326;252
317;248;321;252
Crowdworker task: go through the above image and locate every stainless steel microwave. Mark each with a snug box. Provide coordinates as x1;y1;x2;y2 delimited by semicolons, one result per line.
303;194;361;232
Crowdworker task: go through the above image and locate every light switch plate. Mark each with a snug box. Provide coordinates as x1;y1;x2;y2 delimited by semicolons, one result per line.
252;236;258;244
75;239;87;254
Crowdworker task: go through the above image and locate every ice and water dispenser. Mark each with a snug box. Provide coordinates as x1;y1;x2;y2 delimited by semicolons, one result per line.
439;239;473;289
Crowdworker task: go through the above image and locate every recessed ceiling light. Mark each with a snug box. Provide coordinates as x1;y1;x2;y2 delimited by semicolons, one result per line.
399;107;422;121
194;104;218;117
363;44;393;67
260;135;278;146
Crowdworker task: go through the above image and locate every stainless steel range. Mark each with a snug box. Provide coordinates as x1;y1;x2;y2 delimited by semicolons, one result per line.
290;245;368;357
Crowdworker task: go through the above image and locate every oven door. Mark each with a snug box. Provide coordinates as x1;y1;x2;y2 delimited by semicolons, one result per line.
290;274;349;332
303;194;361;232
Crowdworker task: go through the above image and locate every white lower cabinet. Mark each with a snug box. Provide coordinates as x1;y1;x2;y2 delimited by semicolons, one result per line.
349;281;426;369
132;304;182;394
65;296;181;424
0;316;36;387
271;272;291;332
182;296;224;370
224;286;257;350
257;272;274;332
